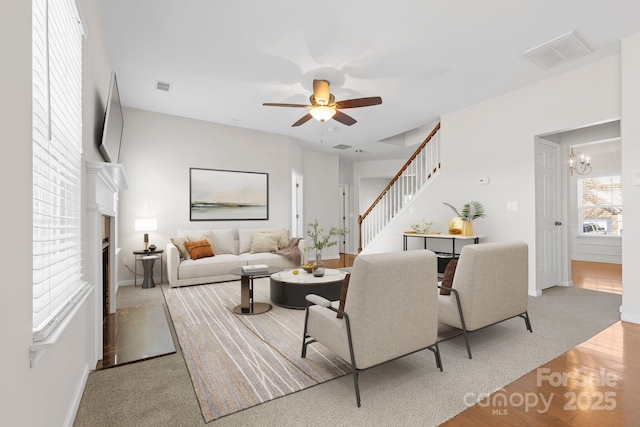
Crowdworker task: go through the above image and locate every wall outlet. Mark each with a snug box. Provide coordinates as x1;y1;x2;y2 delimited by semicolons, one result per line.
122;258;128;265
479;177;490;185
507;202;518;211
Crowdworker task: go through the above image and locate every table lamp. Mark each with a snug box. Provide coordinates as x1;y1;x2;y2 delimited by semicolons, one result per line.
135;218;157;250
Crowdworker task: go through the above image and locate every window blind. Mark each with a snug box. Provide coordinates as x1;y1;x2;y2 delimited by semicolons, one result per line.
32;0;89;342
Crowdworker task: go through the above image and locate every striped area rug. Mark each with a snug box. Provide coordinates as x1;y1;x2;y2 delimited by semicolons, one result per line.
162;278;350;423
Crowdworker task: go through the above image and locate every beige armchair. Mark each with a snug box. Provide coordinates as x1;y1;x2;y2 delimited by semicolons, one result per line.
302;250;442;407
438;241;532;359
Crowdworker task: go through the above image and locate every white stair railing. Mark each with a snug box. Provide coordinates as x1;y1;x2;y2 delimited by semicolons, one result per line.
358;123;441;252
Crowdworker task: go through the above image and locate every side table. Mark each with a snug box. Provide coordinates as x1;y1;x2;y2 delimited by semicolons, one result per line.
134;249;164;287
141;256;159;288
229;267;282;315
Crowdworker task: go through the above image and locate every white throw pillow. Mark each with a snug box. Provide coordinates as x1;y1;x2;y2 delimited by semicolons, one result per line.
261;229;290;249
204;229;235;255
250;233;279;254
170;237;191;260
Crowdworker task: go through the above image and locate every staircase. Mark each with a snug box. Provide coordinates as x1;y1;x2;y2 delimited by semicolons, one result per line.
358;123;441;252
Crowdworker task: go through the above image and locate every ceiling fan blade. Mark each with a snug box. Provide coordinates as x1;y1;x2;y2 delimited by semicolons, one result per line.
312;79;331;105
332;110;357;126
263;103;310;108
292;114;313;127
335;96;382;109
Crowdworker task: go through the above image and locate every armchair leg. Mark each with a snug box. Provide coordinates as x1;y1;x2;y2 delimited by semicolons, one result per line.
343;313;361;407
450;288;472;359
427;342;443;372
301;302;311;358
519;311;533;332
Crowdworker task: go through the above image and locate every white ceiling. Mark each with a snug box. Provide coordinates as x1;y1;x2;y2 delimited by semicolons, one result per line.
98;0;640;162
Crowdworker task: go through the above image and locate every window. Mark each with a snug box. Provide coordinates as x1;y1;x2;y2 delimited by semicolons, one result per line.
578;175;622;236
32;0;90;342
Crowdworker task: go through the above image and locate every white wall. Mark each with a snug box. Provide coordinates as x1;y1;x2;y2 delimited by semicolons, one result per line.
117;108;309;283
621;33;640;323
303;150;341;260
1;0;113;425
362;55;621;297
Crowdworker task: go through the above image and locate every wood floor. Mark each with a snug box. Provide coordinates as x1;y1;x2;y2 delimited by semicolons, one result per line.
572;260;622;295
441;320;639;426
443;260;628;426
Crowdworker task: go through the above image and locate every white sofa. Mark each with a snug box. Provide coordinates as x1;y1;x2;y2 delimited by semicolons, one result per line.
166;228;306;288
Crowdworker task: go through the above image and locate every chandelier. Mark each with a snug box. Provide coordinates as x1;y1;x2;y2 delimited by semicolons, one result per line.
569;147;592;176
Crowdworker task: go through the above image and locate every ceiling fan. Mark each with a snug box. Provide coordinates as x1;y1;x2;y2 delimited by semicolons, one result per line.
263;79;382;127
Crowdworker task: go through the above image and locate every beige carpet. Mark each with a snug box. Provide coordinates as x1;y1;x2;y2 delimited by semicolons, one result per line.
162;280;351;422
74;284;622;427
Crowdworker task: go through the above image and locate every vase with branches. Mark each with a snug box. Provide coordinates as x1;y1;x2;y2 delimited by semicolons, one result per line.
306;219;347;277
443;201;486;236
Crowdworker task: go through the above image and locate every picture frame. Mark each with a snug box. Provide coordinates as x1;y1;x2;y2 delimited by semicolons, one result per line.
190;167;269;221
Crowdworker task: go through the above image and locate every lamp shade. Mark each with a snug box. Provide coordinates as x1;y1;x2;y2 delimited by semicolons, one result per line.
135;218;157;231
310;106;336;122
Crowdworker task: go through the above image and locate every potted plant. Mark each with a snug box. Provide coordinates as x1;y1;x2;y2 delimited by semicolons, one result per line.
305;219;347;277
443;201;485;236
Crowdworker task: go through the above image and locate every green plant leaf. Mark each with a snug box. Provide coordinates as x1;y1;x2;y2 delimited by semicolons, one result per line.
461;201;486;221
305;219;347;254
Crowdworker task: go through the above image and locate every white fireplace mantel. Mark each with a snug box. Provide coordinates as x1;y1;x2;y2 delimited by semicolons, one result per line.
85;160;128;366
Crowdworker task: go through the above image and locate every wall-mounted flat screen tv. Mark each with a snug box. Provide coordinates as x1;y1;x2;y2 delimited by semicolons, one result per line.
98;71;124;163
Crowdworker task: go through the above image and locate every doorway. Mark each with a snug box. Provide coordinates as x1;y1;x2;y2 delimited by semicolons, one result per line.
291;170;303;238
536;120;622;295
535;139;562;293
338;185;349;254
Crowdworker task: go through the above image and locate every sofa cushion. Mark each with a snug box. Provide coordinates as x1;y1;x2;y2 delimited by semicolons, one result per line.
177;254;246;280
439;259;458;295
204;229;236;255
184;239;214;260
171;237;191;260
250;233;279;253
261;229;290;249
238;228;256;254
237;252;298;268
239;228;291;253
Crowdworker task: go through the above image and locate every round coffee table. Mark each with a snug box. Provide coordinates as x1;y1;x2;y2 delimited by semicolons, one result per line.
270;268;347;309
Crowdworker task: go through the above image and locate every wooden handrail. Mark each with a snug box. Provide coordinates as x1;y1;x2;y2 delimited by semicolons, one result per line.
358;122;441;252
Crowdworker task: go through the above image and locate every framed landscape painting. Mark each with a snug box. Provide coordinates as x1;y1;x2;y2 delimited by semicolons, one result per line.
190;168;269;221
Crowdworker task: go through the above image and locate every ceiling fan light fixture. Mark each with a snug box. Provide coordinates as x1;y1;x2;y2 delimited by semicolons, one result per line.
310;105;336;122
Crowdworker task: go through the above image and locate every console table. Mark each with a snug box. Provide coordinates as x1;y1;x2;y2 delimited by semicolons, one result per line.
403;233;484;274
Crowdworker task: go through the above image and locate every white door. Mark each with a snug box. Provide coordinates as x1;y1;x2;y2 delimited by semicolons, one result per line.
291;170;303;238
536;139;562;291
339;185;349;254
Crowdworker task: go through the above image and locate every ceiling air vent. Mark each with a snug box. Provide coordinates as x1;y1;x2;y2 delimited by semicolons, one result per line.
156;80;172;92
523;31;592;69
331;144;353;150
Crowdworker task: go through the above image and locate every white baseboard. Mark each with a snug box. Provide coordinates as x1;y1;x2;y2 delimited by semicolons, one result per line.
571;254;622;264
119;275;164;287
620;305;640;325
64;362;90;427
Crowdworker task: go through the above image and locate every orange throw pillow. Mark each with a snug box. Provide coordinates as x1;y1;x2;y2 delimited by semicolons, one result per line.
184;239;214;260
